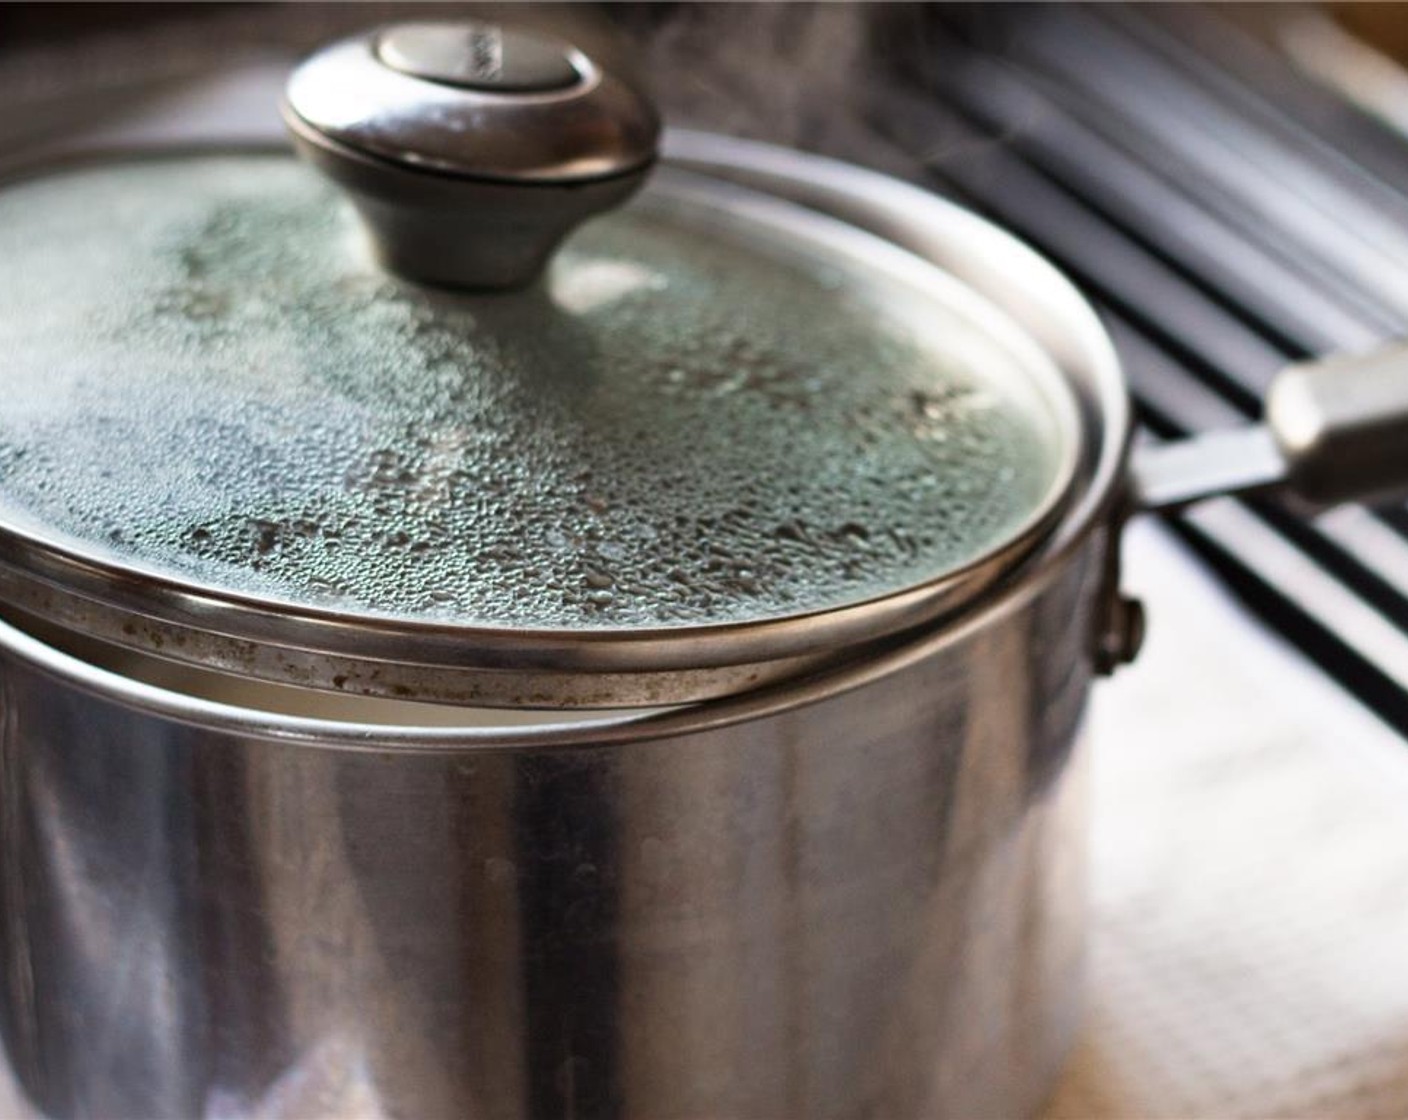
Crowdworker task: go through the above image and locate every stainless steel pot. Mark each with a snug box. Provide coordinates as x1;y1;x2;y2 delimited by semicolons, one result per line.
2;20;1408;1120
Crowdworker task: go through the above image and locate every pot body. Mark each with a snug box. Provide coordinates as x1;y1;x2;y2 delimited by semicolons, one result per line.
0;527;1104;1120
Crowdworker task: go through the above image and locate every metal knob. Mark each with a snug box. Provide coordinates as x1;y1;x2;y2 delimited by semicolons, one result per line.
283;21;660;290
1267;344;1408;508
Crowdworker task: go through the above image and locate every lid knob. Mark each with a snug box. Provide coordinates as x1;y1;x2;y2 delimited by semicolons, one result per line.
283;20;660;290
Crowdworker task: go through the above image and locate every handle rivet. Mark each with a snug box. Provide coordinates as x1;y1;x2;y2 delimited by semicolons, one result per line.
1095;594;1146;675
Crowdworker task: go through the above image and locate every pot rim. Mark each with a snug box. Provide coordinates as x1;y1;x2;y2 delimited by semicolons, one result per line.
0;514;1107;752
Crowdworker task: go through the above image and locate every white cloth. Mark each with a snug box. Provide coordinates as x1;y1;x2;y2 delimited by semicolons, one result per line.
1047;520;1408;1120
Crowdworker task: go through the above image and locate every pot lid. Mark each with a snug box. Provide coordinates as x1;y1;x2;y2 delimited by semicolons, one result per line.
0;23;1082;708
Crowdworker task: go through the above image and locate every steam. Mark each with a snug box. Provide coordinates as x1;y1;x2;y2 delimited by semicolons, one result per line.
612;3;927;179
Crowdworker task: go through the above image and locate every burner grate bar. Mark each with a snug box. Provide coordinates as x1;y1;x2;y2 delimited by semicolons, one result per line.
865;9;1408;724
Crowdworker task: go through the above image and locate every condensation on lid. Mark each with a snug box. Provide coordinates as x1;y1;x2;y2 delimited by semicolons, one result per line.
0;153;1074;637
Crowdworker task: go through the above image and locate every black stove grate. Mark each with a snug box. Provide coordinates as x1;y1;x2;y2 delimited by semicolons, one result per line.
860;3;1408;733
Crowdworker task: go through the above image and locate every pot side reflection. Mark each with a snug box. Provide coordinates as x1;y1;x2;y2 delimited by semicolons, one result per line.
0;533;1101;1120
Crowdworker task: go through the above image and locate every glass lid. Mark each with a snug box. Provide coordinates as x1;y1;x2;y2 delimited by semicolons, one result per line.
0;150;1079;706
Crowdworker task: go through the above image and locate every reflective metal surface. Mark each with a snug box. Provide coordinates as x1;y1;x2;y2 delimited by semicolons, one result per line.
1267;342;1408;507
1131;427;1288;512
4;11;1406;1119
0;531;1102;1120
284;25;657;183
1131;344;1408;513
284;22;659;289
0;124;1131;1120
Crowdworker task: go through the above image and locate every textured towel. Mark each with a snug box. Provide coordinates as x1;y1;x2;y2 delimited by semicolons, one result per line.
1047;520;1408;1120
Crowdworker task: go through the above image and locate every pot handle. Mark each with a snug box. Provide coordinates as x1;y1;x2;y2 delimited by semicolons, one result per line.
1133;343;1408;512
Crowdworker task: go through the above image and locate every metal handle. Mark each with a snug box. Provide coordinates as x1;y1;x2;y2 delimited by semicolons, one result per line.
1134;343;1408;512
1267;346;1408;506
283;20;660;290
